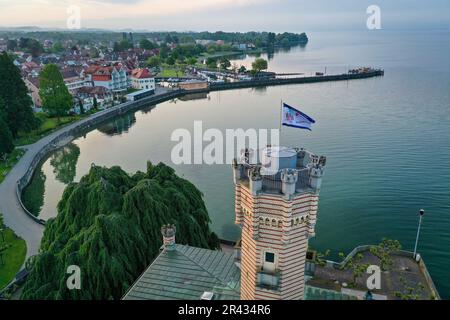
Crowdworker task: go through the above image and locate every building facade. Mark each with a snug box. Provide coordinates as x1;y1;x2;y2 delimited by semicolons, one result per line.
233;147;326;300
84;65;129;92
130;68;155;90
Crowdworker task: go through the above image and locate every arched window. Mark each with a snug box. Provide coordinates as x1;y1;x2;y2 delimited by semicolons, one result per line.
265;218;270;226
271;219;276;227
278;220;282;228
295;218;299;225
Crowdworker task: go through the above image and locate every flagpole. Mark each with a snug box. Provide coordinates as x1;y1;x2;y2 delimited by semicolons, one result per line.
279;100;283;132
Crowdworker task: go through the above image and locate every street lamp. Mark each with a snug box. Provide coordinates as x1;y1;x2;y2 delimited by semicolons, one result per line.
413;209;425;260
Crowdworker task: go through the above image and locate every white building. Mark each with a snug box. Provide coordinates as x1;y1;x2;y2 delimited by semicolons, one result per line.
129;68;155;91
84;65;129;92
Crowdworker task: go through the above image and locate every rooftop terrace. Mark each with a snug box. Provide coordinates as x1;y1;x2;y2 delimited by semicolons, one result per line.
233;146;326;196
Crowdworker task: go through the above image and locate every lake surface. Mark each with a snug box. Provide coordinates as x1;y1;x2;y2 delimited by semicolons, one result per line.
24;29;450;298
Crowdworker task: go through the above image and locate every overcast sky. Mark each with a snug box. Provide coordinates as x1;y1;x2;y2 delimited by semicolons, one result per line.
0;0;449;32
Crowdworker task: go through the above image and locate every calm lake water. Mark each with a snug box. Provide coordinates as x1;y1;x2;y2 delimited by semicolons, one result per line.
24;30;450;298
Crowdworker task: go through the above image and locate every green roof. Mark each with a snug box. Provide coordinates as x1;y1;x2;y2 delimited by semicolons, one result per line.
122;245;240;300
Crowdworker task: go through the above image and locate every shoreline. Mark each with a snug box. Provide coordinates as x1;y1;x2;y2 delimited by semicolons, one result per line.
0;69;384;259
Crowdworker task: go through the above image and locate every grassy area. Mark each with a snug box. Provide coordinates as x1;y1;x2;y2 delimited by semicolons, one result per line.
15;113;84;146
159;68;186;78
0;149;25;184
0;218;27;290
199;50;241;60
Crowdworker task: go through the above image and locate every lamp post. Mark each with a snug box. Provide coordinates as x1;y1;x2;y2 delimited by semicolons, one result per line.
413;209;425;260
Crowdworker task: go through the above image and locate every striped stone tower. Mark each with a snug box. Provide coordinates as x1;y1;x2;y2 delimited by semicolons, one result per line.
233;147;326;300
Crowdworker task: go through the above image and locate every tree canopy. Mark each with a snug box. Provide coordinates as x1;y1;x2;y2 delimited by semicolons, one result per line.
139;39;156;50
0;103;14;158
0;52;38;138
39;64;73;117
252;58;268;73
21;162;220;299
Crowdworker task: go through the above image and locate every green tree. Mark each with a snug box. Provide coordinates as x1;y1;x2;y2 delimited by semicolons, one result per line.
206;57;217;69
219;58;231;70
146;56;161;68
89;47;99;58
139;39;156;50
251;58;268;74
186;57;197;66
6;39;17;51
394;276;426;300
52;42;64;53
166;56;175;66
0;108;14;159
0;52;38;137
78;100;85;115
21;162;220;299
267;32;276;46
159;44;169;59
238;65;247;73
339;252;370;287
370;238;402;271
39;64;73;117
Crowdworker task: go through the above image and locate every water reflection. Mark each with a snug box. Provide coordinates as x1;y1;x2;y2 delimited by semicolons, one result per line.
179;92;210;102
22;169;46;217
49;143;80;184
97;113;137;136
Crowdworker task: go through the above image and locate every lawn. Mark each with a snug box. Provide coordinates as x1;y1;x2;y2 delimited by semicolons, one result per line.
0;222;27;290
159;68;186;78
15;113;84;146
0;149;25;184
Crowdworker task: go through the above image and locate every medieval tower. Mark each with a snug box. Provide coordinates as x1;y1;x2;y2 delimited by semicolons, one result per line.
233;146;326;300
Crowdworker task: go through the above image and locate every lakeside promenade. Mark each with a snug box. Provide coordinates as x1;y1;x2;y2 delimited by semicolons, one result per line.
0;70;384;259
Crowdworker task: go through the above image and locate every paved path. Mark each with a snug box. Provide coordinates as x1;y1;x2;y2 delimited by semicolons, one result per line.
0;88;173;259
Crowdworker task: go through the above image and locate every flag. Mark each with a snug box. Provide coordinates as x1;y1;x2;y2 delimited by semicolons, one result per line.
281;103;316;131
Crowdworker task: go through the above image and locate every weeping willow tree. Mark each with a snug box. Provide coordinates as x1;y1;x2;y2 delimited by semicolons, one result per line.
21;162;220;300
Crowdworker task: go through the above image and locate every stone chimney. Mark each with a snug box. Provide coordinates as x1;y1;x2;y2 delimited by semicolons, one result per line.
161;224;176;251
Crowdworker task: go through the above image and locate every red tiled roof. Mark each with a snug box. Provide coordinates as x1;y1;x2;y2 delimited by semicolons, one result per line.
130;68;152;79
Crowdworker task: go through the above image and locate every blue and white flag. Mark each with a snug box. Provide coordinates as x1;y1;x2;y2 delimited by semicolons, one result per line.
282;103;316;131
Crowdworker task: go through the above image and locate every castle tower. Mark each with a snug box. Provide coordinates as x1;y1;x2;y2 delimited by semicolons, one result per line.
233;147;326;300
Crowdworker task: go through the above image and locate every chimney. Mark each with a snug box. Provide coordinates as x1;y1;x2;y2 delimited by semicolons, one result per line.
161;224;176;251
